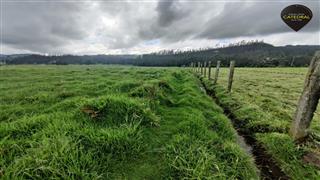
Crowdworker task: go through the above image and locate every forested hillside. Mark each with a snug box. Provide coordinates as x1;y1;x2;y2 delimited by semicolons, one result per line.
1;42;319;67
139;42;320;67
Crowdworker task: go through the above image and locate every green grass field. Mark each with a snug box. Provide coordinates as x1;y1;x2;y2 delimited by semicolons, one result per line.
202;67;320;179
216;68;320;132
0;65;258;179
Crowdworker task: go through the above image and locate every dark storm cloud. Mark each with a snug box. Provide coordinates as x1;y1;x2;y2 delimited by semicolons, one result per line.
156;0;187;27
138;0;192;42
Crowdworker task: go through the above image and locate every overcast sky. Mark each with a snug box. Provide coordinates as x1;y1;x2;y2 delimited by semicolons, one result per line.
1;0;319;55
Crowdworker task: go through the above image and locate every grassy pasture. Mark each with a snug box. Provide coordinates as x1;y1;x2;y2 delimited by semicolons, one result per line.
0;65;258;179
217;67;320;132
202;67;320;179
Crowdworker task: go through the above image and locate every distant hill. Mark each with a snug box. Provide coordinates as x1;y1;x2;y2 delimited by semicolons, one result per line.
1;54;138;65
138;43;320;67
2;43;319;67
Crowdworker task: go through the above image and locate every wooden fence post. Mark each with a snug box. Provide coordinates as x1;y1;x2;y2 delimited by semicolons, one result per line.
204;62;207;78
290;51;320;140
214;61;221;84
208;61;212;79
197;62;200;73
227;61;235;93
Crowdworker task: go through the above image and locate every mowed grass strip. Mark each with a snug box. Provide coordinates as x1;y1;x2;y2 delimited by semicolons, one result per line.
0;65;258;179
202;67;320;179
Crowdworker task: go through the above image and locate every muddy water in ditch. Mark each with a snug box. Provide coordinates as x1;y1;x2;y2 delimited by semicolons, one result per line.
221;102;289;180
198;80;289;180
235;132;252;155
200;85;252;153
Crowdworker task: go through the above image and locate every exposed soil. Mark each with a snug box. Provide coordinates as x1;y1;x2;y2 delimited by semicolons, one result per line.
199;78;289;180
303;151;320;169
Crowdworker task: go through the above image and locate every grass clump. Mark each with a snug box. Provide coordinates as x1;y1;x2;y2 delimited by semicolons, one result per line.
3;135;102;179
75;123;144;159
79;95;159;127
257;133;320;179
165;135;221;179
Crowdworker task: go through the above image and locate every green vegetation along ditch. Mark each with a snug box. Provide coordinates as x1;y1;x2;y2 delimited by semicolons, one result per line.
0;65;258;179
201;67;320;179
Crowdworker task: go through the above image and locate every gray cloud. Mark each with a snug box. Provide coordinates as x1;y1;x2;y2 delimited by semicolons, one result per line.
1;0;319;54
156;0;187;27
196;1;319;39
1;1;93;53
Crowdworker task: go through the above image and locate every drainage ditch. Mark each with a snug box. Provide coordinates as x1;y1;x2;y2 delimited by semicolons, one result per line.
199;78;289;180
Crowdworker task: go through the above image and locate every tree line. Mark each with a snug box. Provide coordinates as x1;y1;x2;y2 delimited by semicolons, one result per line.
1;42;319;67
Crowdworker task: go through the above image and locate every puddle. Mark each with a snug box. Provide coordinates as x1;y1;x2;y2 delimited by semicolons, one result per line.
199;86;206;93
235;132;252;155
